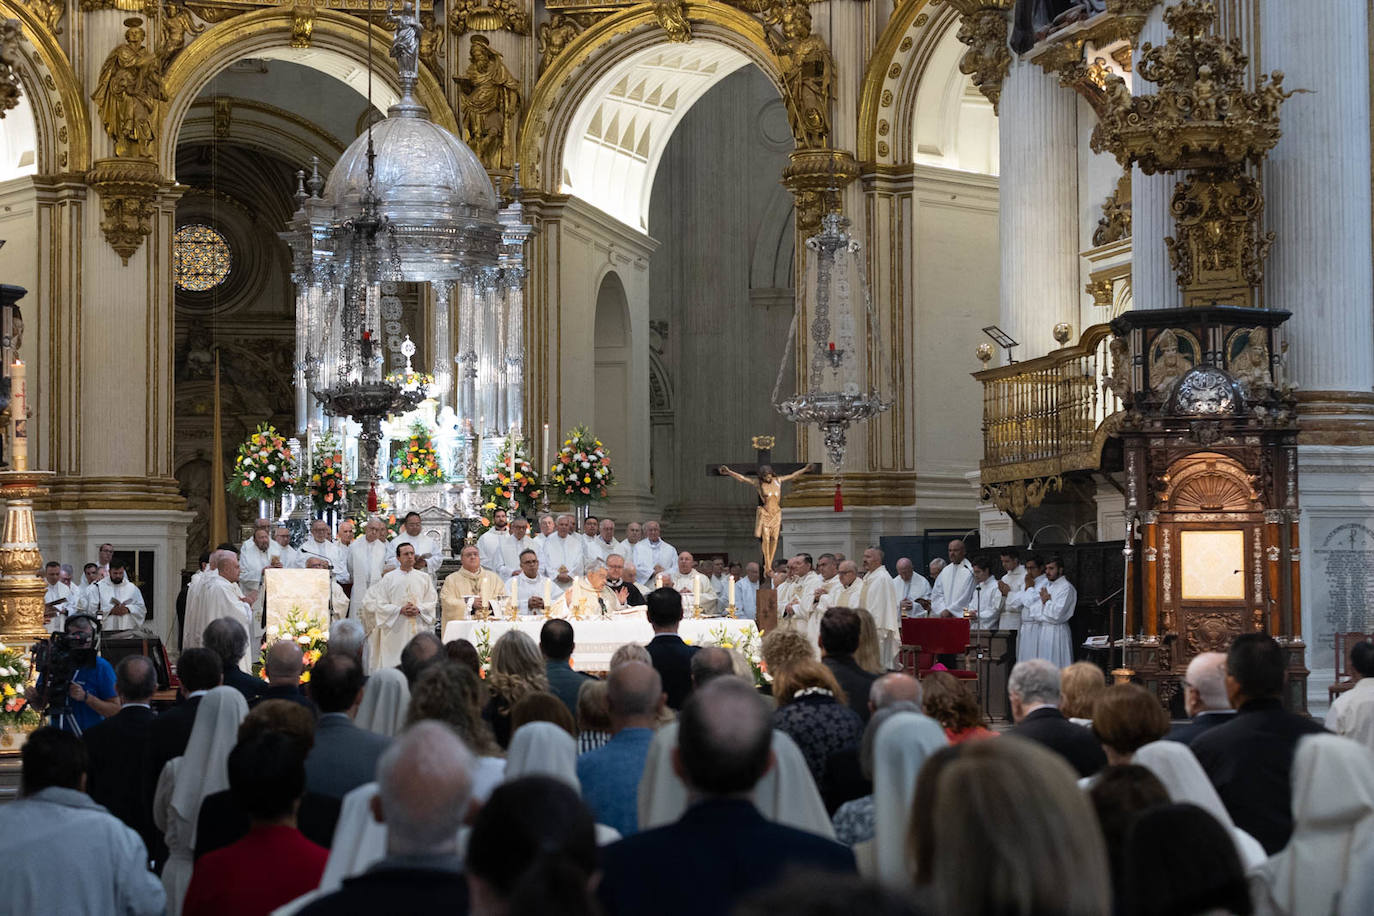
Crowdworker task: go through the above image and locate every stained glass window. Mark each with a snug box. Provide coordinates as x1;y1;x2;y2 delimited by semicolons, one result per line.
173;224;231;292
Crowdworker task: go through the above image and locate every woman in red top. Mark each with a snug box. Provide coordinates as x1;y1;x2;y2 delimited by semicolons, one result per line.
182;731;328;916
922;671;998;744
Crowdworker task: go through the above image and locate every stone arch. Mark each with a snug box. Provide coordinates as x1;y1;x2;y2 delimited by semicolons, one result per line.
518;2;790;207
161;8;457;178
593;269;632;480
2;4;90;174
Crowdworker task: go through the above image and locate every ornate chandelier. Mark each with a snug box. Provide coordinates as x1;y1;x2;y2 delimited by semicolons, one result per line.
773;210;891;481
282;6;531;505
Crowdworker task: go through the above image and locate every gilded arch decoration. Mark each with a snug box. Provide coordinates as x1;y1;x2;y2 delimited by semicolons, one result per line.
161;7;457;178
0;0;90;174
857;0;955;166
517;2;789;191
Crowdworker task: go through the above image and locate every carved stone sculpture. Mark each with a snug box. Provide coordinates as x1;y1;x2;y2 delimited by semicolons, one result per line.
158;3;205;67
455;35;522;171
537;13;586;74
0;19;21;119
91;18;165;160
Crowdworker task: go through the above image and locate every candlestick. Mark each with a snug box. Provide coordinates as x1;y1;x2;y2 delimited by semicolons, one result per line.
543;578;551;617
729;576;735;607
693;575;701;618
509;577;518;614
10;359;26;471
507;424;517;509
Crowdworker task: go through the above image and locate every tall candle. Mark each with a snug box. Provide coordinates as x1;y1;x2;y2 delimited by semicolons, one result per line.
507;424;516;500
509;577;518;613
729;575;735;607
543;578;551;612
10;359;26;471
542;422;550;471
694;575;700;607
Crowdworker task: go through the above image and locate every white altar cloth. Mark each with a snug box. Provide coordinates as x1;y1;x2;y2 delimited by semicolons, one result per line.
442;617;758;671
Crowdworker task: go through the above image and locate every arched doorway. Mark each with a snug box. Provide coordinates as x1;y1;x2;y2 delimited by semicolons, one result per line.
593;271;632;493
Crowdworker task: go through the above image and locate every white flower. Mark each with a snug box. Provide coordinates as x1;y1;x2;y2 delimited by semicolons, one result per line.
247;471;257;480
297;635;310;645
268;464;277;472
266;625;280;637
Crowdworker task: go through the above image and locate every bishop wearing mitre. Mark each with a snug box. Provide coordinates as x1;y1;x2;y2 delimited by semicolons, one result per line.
440;544;508;630
859;548;901;668
550;559;623;619
668;551;717;616
361;543;436;672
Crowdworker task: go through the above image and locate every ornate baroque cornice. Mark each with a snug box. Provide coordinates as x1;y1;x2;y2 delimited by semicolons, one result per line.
86;156;164;264
945;1;1015;113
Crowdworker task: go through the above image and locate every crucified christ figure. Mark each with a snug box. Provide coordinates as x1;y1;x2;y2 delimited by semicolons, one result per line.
718;462;816;573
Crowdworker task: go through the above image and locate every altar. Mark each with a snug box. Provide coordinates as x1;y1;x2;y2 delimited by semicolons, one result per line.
442;618;760;672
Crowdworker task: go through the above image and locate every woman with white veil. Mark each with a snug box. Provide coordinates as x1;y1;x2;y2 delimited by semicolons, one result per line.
153;686;249;916
867;711;950;884
354;667;410;737
1133;740;1267;869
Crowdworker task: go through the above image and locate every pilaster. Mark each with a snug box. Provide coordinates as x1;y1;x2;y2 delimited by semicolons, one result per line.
1130;3;1183;310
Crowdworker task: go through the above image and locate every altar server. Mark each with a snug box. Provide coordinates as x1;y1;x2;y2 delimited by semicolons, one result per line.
42;561;76;634
1020;556;1076;669
348;517;391;619
96;560;147;633
550;559;624;619
361;543;437;672
540;514;588;595
668;551;717;616
391;512;441;577
969;555;1005;630
630;520;676;588
1013;555;1049;665
509;548;554;614
440;544;508;629
921;539;975;619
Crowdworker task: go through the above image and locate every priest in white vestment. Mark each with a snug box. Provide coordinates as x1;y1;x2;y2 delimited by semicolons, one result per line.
968;557;1005;630
532;514;556;545
391;512;442;578
237;518;271;556
777;555;823;628
180;553;224;650
820;560;866;610
476;508;514;575
509;548;554;614
197;558;257;674
73;564;102;618
348;518;391;620
1013;557;1049;666
735;563;760;620
921;540;975;618
270;527;300;570
540;515;587;595
585;518;624;563
499;517;539;580
1021;557;1076;669
631;521;677;588
551;559;624;619
893;557;930;617
42;563;76;634
361;543;438;672
95;562;147;633
439;544;508;629
799;555;842;642
859;549;901;667
298;519;346;572
669;551;718;616
238;527;276;593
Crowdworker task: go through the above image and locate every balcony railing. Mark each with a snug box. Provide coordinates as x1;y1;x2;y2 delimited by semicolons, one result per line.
974;324;1124;486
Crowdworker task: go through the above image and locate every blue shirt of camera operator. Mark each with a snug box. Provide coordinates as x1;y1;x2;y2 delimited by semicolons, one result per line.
39;616;118;733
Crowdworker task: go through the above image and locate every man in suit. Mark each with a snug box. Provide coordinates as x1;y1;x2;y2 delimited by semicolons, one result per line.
203;617;267;703
541;618;594;717
598;677;856;915
1165;651;1235;745
644;587;698;709
82;655;159;860
298;722;473;915
148;647;222;784
1191;633;1326;854
1005;658;1106;778
818;606;879;722
253;640;319;716
305;653;390;799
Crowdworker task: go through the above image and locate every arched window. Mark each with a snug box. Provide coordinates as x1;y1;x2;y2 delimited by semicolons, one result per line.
173;224;232;292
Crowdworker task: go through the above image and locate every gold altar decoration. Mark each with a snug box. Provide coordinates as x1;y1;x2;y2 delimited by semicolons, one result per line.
764;0;832;149
980;475;1062;517
0;470;53;646
945;1;1015;112
449;0;529;35
92;18;165;160
159;3;206;66
653;0;692;42
87;156;163;264
1090;0;1294;308
26;0;64;36
454;34;522;171
537;13;593;74
779;147;858;231
0;19;20;118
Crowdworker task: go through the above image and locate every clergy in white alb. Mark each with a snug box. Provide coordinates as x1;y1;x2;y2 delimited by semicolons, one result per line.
95;562;147;633
348;518;391;619
360;543;437;672
42;562;76;634
777;555;823;629
270;527;300;570
631;521;677;588
391;512;441;578
968;557;1005;630
893;558;930;617
532;513;556;545
735;564;760;620
476;508;515;576
820;561;865;611
584;517;624;564
500;517;539;580
540;515;588;595
73;565;103;618
798;555;843;642
921;540;976;618
191;556;257;674
550;560;625;619
1019;557;1076;669
238;527;276;593
997;550;1027;630
668;551;718;616
180;555;223;650
439;545;509;629
509;549;554;614
1013;557;1050;667
298;519;346;572
858;549;901;667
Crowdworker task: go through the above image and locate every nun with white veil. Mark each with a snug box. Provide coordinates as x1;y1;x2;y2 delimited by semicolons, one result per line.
153;686;249;916
354;667;410;737
1249;733;1374;916
637;721;835;839
1132;740;1267;870
505;721;580;790
866;711;950;885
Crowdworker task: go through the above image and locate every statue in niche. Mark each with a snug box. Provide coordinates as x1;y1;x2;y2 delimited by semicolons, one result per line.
1150;328;1198;399
765;0;833;149
92;18;166;159
1227;327;1271;397
1010;1;1106;54
455;36;522;171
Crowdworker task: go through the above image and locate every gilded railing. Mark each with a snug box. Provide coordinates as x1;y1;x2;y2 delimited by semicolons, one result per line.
974;324;1124;488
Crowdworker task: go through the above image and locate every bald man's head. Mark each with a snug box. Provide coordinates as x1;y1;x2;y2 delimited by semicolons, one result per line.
265;639;304;684
691;646;736;687
675;677;773;795
373;721;475;856
870;672;922;711
607;661;664;726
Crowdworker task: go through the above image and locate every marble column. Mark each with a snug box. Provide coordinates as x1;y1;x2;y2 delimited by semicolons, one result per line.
1130;2;1183;311
1261;0;1374;432
998;58;1079;358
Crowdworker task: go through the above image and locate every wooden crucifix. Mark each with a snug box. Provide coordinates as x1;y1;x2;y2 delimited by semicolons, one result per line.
709;434;814;587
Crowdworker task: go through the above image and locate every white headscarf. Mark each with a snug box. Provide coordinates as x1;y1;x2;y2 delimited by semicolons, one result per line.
1132;740;1267;869
169;686;248;843
637;722;835;839
505;722;579;791
872;712;949;885
1256;734;1374;915
355;668;410;737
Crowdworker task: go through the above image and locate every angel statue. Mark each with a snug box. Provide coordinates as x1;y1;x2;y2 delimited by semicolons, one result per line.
719;461;816;573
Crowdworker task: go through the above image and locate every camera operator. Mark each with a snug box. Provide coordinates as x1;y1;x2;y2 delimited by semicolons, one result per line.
27;615;119;733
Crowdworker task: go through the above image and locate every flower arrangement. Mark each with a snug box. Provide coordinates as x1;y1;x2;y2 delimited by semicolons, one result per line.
471;624;492;677
702;623;768;688
261;608;329;684
479;436;543;525
384;369;436;393
0;643;37;728
390;421;446;486
309;431;348;514
549;425;614;505
231;423;296;502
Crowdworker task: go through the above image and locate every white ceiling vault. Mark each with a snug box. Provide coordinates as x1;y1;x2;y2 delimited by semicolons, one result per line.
561;41;753;232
